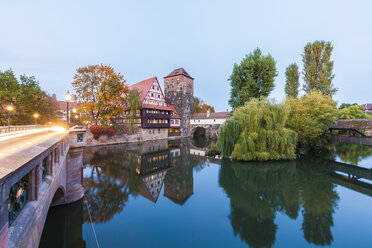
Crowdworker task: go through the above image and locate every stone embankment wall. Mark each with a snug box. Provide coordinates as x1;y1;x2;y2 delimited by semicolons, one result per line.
86;128;169;146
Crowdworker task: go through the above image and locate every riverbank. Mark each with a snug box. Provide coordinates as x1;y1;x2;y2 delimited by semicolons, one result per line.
85;129;189;147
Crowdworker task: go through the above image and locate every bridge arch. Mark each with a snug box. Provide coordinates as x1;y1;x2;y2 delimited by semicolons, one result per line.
51;186;66;207
193;126;206;138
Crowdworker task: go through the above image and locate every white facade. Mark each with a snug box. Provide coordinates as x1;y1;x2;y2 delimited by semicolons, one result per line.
190;118;226;125
143;79;167;107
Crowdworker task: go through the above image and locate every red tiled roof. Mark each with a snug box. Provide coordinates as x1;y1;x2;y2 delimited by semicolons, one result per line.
57;101;79;110
128;77;157;101
168;105;181;119
191;112;230;120
142;104;173;111
164;68;193;80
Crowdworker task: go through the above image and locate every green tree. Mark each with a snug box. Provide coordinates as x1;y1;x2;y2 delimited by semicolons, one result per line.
338;103;358;110
0;70;58;125
302;41;337;96
218;98;297;161
125;89;142;133
285;63;300;98
72;65;128;125
229;48;278;109
338;105;368;119
285;91;338;148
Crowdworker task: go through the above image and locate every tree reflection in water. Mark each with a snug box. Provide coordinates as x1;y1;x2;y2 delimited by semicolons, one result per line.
333;143;372;166
84;148;143;223
219;157;339;247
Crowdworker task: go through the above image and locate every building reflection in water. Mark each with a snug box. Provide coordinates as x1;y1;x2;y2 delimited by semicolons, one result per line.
39;138;344;248
164;139;194;204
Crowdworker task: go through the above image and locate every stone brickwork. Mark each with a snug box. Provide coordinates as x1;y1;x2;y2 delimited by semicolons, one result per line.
85;127;168;146
0;130;85;248
164;71;194;137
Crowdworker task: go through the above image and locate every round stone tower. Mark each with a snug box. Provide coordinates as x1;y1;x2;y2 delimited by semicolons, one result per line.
164;68;194;136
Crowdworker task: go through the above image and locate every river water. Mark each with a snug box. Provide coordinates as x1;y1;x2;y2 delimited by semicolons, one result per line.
39;138;372;248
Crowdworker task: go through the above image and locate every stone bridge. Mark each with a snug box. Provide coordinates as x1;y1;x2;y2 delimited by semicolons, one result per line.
0;128;86;248
190;111;230;139
330;119;372;136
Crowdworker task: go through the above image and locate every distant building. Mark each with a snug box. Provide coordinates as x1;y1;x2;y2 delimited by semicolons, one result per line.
191;110;230;125
122;76;182;139
362;104;372;114
53;92;79;122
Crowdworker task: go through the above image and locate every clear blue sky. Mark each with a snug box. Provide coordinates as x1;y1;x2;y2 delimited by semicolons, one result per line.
1;0;371;111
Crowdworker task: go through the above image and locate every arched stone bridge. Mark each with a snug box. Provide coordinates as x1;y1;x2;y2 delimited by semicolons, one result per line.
190;111;230;139
0;128;86;248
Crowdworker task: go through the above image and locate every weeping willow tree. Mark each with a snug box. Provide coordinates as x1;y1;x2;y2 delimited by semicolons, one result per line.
218;98;298;161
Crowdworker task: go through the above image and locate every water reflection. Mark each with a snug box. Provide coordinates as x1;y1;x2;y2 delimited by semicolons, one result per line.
219;158;339;247
39;199;85;248
39;139;372;248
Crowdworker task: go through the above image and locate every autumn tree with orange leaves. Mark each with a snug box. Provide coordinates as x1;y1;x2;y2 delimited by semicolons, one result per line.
72;65;128;125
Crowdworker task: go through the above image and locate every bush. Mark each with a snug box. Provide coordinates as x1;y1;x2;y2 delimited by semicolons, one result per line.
338;105;369;119
218;98;297;161
206;144;221;156
89;125;115;139
285;91;338;148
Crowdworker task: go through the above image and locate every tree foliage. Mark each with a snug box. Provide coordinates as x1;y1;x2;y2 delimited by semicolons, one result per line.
285;63;300;98
72;65;128;125
285;91;338;147
218;98;297;161
125;89;142;133
229;48;278;109
338;103;358;110
302;41;337;96
193;97;215;113
338;105;369;119
0;69;58;125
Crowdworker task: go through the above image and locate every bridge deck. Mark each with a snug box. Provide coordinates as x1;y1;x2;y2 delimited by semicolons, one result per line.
0;132;67;181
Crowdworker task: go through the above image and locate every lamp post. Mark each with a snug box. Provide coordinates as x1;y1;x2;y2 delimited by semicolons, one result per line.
33;113;39;125
64;91;72;129
72;108;77;126
74;114;78;125
6;105;13;130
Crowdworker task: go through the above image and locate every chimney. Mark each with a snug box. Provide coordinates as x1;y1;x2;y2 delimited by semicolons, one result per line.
207;109;210;118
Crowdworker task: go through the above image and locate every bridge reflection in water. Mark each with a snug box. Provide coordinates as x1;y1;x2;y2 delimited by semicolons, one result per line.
39;138;372;248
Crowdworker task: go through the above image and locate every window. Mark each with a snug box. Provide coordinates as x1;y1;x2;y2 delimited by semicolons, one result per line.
77;133;84;143
8;175;28;225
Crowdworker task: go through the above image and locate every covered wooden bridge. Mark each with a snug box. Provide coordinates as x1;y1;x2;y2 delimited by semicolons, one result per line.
330;119;372;136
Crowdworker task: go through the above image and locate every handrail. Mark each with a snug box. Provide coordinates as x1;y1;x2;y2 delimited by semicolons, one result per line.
0;125;49;135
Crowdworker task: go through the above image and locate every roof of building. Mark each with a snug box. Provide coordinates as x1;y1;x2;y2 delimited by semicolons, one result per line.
191;111;230;120
168;105;181;119
142;104;173;111
364;104;372;110
57;101;79;110
164;68;193;80
128;77;157;101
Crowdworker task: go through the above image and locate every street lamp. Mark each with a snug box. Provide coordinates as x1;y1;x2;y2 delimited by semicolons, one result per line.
64;90;72;128
33;113;39;125
6;105;13;130
74;114;78;125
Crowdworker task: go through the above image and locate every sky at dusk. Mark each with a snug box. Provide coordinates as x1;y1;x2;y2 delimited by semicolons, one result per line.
1;0;371;111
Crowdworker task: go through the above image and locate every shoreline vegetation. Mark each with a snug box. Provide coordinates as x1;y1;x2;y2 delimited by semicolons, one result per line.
216;40;367;162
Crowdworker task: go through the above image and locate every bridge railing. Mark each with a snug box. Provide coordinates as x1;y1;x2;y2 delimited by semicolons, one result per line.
0;125;48;135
